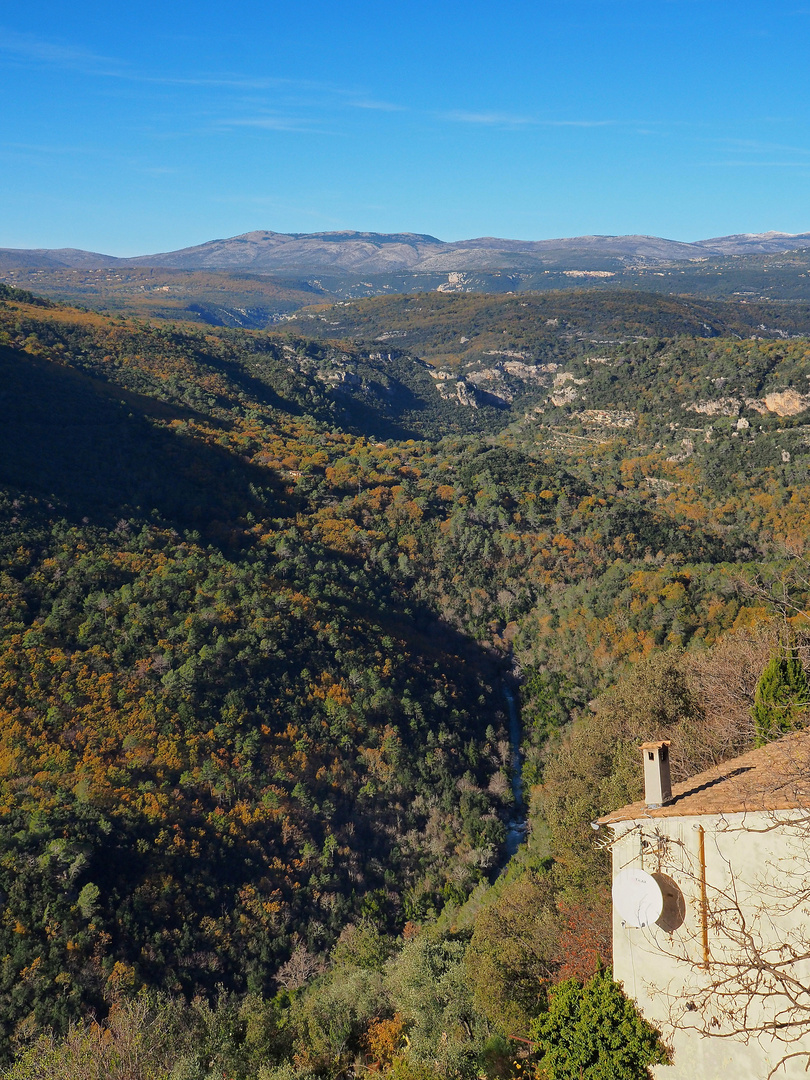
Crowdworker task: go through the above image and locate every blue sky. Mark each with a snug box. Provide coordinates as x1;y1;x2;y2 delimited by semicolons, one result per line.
2;1;809;254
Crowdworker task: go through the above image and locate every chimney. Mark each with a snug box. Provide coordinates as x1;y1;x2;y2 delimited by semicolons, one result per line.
641;741;672;808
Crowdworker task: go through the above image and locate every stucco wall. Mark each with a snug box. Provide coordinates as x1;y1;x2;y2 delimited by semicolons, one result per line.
609;810;810;1079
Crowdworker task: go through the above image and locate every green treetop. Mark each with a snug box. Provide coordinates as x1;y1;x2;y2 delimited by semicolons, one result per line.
753;645;809;745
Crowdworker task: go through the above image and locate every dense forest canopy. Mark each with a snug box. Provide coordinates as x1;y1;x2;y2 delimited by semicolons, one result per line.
1;281;809;1078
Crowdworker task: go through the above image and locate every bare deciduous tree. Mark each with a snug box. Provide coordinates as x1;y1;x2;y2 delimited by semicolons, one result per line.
274;942;325;991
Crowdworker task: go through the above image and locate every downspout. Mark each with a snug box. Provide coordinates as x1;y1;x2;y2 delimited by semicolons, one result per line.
697;824;710;969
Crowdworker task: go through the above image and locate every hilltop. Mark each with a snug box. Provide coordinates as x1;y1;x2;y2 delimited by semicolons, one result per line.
3;227;810;276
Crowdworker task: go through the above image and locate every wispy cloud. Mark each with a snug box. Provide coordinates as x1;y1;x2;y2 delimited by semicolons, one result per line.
217;115;333;135
700;135;810;167
717;137;810;155
701;160;810;168
441;110;536;126
0;26;621;140
541;119;618;127
0;30;302;89
0;27;124;75
0;28;407;132
346;98;406;112
441;110;619;128
2;140;91;156
137;73;330;92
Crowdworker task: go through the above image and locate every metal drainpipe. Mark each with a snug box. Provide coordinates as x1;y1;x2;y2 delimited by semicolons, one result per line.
697;824;710;969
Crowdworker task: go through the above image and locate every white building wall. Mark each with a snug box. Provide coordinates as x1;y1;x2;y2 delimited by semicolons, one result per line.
610;810;810;1079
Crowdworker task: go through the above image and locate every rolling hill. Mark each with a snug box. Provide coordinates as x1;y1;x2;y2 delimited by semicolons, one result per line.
3;228;810;276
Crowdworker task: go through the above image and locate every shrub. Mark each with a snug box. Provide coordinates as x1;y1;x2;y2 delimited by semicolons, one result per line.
529;969;670;1080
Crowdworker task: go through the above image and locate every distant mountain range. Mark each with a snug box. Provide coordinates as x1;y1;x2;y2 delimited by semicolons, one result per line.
2;229;810;275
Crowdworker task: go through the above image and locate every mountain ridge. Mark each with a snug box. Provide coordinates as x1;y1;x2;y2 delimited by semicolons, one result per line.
2;228;810;274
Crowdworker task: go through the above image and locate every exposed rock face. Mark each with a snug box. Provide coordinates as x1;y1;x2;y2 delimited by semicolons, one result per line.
431;369;479;407
562;269;615;278
502;360;550;380
464;368;515;404
686;388;810;418
455;380;478;408
762;389;810;416
550;386;579;407
549;372;587;407
436;272;470;292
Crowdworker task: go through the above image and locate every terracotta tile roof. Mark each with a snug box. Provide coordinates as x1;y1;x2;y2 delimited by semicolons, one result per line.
598;729;810;824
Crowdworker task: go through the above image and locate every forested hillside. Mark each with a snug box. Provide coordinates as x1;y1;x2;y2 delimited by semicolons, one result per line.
5;259;810;333
1;283;809;1078
0;268;328;326
290;289;810;363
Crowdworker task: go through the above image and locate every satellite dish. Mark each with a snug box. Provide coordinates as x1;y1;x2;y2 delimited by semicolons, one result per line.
612;868;664;928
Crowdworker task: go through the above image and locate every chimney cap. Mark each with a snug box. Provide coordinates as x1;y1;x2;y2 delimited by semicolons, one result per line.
640;740;671;750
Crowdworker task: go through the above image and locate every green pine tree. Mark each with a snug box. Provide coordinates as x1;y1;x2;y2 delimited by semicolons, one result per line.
753;646;810;746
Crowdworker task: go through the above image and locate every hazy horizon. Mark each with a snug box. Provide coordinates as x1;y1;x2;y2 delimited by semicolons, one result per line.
5;225;810;262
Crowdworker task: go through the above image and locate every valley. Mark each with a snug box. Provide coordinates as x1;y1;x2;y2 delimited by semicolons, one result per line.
1;275;809;1077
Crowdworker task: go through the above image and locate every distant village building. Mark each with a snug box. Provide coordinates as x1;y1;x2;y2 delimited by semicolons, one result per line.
599;732;810;1079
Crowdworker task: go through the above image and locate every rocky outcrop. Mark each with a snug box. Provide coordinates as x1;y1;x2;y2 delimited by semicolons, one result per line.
762;389;810;416
430;369;479;408
686;389;810;419
549;372;587;407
